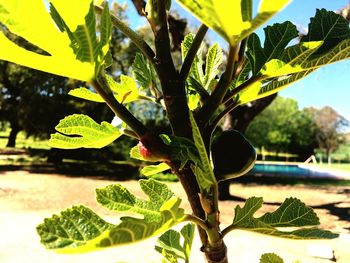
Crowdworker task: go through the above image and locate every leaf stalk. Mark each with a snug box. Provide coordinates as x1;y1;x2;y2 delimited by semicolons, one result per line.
196;45;239;126
92;75;149;138
179;24;209;81
94;5;156;66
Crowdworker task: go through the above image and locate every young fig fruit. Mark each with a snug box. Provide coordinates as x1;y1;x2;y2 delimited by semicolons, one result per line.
211;130;256;181
138;132;170;162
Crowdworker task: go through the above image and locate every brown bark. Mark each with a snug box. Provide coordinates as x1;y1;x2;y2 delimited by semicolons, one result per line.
129;2;227;261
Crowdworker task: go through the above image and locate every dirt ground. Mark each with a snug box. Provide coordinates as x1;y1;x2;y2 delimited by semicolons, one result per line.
0;170;349;263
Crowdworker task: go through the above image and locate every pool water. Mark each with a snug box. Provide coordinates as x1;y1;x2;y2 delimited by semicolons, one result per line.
250;163;350;180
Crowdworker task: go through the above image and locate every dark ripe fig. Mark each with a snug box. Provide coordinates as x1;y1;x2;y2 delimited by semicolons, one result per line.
211;130;256;181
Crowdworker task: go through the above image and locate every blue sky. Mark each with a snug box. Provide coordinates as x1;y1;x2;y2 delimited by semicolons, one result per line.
116;0;350;121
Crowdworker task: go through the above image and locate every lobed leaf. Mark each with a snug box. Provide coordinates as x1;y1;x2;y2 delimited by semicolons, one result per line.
180;223;195;261
68;87;105;102
96;179;175;222
176;0;291;45
37;179;186;252
247;22;298;75
160;134;200;170
50;1;98;63
105;74;140;104
260;253;284;263
132;53;160;93
204;43;223;90
49;114;121;149
237;10;350;106
182;34;205;89
259;197;319;227
238;70;315;105
260;41;322;77
156;230;186;260
0;0;95;81
37;205;113;251
141;163;171;176
188;112;216;192
229;197;338;239
301;8;350;54
155;223;195;263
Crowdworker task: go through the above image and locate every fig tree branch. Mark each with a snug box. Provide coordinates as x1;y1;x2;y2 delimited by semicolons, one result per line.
95;5;156;68
93;74;149;138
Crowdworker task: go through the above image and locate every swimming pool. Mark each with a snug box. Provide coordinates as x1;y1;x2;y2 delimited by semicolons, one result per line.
250;163;350;180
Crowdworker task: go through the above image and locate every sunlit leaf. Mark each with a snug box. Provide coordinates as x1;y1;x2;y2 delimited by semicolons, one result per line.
36;205;113;251
49;114;121;149
132;53;160;93
105;74;140;103
182;33;205;88
50;1;98;63
260;41;322;77
180;223;195;262
175;0;291;45
260;198;319;227
247;22;298;75
68;87;105;102
188;93;200;110
37;179;186;252
204;43;222;90
0;0;95;81
156;230;186;260
141;163;171;176
229;197;338;239
0;0;111;81
238;69;315;105
260;253;284;263
70;74;142;104
235;9;350;105
155;223;195;263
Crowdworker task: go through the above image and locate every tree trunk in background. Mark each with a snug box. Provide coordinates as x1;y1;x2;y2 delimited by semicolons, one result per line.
327;150;332;165
6;122;20;148
219;94;277;200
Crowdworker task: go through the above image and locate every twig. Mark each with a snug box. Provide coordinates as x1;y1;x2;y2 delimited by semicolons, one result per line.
223;75;265;104
196;45;239;126
179;24;208;81
210;100;239;131
92;75;148;138
183;214;209;232
221;224;237;237
233;38;247;77
94;5;156;65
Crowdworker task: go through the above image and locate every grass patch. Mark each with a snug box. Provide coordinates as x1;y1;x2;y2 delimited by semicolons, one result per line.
0;130;49;149
308;163;350;172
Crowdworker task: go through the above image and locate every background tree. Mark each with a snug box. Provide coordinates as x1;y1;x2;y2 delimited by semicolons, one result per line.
0;3;132;148
245;96;318;159
0;1;347;262
306;106;349;164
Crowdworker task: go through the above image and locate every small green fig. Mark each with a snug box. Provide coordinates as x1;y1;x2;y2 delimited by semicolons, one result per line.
211;130;256;181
